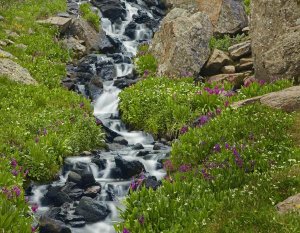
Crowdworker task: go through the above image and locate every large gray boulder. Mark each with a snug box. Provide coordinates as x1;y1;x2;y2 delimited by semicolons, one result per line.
164;0;248;35
0;58;37;85
150;8;213;77
251;0;300;81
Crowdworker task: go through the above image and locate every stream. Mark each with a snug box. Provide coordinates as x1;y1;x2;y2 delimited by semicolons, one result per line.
27;0;168;232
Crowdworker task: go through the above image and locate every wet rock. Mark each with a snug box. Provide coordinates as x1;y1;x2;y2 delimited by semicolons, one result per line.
70;221;86;228
150;8;213;77
113;136;128;145
150;6;166;17
115;156;145;179
108;54;131;64
39;217;71;233
153;142;165;150
91;156;107;170
81;151;92;156
228;41;251;60
81;170;97;188
136;150;150;157
91;0;126;22
44;186;72;207
156;161;163;169
95;59;116;81
61;77;76;91
132;143;144;150
75;197;110;222
124;22;137;39
133;11;159;30
109;167;123;179
68;188;84;200
84;185;101;198
144;176;162;190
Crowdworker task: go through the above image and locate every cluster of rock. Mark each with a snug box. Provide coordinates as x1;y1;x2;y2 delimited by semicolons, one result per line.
203;40;253;87
150;0;249;77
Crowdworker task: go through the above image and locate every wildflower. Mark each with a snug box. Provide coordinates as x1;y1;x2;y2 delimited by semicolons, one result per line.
35;137;39;143
180;126;188;134
258;80;266;86
43;128;48;136
213;144;221;153
130;179;138;191
225;143;230;150
79;102;84;108
123;228;130;233
10;158;18;168
224;100;230;108
95;118;102;126
216;108;222;115
201;169;214;180
11;169;19;176
232;148;243;168
31;226;38;232
163;160;174;172
31;203;38;213
138;215;145;225
23;169;29;177
12;186;21;197
179;164;191;173
198;115;209;126
143;70;149;77
164;175;173;183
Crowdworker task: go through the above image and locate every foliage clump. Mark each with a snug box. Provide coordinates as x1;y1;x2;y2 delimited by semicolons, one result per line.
209;34;249;51
79;3;100;31
134;44;157;77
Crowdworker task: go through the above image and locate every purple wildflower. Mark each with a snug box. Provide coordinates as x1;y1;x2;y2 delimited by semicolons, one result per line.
130;179;138;191
43;128;48;136
95;118;102;126
179;164;191;173
31;203;38;213
216;108;222;115
144;70;149;77
23;169;29;177
224;100;230;108
232;148;243;168
31;226;37;232
35;137;39;143
163;160;174;172
123;228;130;233
201;169;214;181
213;144;221;153
225;143;230;150
138;215;145;225
180;126;189;134
11;169;19;176
10;158;18;168
258;80;266;86
198;115;209;126
12;186;21;197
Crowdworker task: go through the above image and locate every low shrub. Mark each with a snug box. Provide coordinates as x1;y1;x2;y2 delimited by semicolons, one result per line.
209;34;249;51
116;105;300;233
243;0;251;15
119;77;230;139
79;3;100;31
134;45;157;77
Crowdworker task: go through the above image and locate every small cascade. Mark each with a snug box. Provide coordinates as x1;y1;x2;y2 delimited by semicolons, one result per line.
28;0;167;232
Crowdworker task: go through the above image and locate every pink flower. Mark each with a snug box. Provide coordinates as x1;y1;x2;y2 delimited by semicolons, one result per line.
123;228;130;233
12;186;21;197
10;159;18;168
31;203;38;213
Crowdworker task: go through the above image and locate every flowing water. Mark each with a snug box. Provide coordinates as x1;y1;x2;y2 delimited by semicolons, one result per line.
28;1;167;232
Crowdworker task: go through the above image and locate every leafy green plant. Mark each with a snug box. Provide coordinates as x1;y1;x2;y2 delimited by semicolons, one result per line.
243;0;251;15
134;45;157;77
209;34;249;51
79;3;100;31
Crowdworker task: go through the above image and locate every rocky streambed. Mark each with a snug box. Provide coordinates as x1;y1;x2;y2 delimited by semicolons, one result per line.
26;0;168;232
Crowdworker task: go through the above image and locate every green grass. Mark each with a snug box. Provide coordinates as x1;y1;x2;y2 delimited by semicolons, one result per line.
134;44;157;77
243;0;251;15
116;105;300;233
79;3;100;31
209;34;249;51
